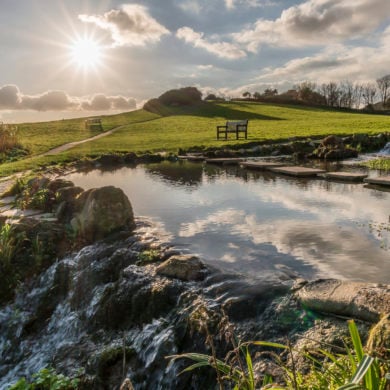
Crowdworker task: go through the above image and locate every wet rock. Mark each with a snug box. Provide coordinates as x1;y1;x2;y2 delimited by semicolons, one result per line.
47;179;74;193
156;255;207;281
71;186;136;242
95;154;125;166
295;279;390;322
55;186;84;222
56;186;84;203
310;135;358;160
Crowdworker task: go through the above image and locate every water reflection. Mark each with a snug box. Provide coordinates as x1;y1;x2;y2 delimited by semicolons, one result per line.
65;161;390;283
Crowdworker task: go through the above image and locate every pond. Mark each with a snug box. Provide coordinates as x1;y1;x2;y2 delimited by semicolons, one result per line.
65;161;390;284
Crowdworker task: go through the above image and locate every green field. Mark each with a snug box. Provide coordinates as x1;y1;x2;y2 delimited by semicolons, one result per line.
1;101;390;177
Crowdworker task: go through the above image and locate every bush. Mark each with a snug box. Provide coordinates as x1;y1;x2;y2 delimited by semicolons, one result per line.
144;87;202;113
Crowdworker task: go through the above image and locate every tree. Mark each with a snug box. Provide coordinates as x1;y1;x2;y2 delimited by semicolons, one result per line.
253;92;261;100
338;80;354;108
376;74;390;107
362;83;377;106
242;91;251;99
205;93;217;101
263;88;278;97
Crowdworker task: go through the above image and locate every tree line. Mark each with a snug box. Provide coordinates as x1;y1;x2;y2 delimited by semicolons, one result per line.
206;74;390;110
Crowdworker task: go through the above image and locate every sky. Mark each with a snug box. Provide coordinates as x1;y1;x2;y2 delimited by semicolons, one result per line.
0;0;389;122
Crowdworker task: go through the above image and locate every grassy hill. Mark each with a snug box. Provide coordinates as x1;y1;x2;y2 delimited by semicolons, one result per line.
1;100;390;177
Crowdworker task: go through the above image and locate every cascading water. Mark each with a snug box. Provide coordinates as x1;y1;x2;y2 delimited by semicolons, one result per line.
378;141;390;155
0;224;295;389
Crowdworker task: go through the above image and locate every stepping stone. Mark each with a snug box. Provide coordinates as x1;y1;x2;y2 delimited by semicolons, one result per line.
364;176;390;186
323;172;368;182
178;155;205;161
205;158;245;165
270;166;325;177
240;161;286;170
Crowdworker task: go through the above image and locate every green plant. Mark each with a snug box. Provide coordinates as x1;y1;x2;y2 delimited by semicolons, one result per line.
0;223;15;268
169;318;390;390
136;249;161;265
9;367;80;389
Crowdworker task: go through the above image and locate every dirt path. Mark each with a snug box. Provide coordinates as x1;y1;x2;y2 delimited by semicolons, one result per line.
43;125;126;156
1;125;127;194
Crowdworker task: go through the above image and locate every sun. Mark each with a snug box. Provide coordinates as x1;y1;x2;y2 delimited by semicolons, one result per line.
70;38;102;68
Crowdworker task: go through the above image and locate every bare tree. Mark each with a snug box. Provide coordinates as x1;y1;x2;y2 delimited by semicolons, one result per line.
376;74;390;107
339;80;354;108
352;83;364;109
362;83;377;106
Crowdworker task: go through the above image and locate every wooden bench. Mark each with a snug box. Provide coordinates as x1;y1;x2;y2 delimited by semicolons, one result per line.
217;120;248;140
85;118;103;130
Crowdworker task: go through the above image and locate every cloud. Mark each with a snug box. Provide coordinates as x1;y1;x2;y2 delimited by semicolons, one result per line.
176;27;247;59
233;0;390;51
79;4;169;47
0;85;136;112
255;41;390;86
225;0;276;9
81;94;136;111
178;0;203;14
21;90;78;111
0;85;22;109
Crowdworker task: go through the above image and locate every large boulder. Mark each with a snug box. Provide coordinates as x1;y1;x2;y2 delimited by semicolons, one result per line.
295;279;390;322
71;186;136;241
156;255;207;281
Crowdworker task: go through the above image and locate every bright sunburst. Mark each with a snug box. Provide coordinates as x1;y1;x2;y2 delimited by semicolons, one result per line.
70;38;102;68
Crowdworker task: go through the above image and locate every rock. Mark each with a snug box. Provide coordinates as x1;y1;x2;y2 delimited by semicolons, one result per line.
310;135;358;160
295;279;390;322
56;186;84;203
71;186;136;242
95;154;124;166
47;179;74;193
156;255;207;281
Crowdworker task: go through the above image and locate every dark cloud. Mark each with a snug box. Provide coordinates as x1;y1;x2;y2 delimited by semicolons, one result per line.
21;90;77;111
0;85;137;112
81;94;137;111
0;85;21;109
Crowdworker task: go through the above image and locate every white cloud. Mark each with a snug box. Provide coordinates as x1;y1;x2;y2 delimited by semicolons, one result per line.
197;64;215;70
178;0;203;14
79;4;169;47
176;27;247;59
255;42;390;85
225;0;276;9
0;85;136;112
233;0;390;51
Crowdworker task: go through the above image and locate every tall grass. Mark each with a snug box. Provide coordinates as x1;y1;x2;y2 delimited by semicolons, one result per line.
169;318;390;389
0;123;20;153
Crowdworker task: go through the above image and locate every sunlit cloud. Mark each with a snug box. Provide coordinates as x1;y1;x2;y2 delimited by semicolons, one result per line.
0;85;136;112
79;4;170;47
233;0;390;52
177;27;247;59
225;0;276;9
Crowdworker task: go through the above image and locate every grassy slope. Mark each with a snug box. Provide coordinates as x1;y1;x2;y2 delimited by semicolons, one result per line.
1;101;390;177
16;110;159;155
70;101;390;155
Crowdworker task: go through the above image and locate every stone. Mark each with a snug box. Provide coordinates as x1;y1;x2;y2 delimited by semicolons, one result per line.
156;255;207;281
71;186;136;241
47;179;74;193
295;279;390;322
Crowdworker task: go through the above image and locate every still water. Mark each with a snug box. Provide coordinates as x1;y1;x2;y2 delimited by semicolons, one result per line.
65;161;390;283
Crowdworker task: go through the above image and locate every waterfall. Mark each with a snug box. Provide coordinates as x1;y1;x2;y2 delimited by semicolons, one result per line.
378;141;390;155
